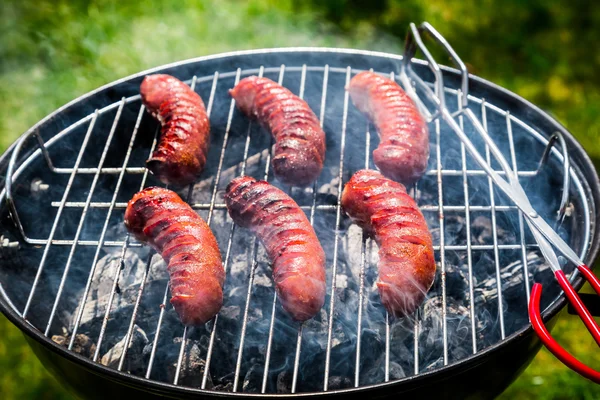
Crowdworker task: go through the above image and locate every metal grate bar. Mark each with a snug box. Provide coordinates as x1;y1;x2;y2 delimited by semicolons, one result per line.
481;100;506;340
261;64;327;393
435;116;449;365
457;91;478;355
289;63;310;395
116;85;192;368
45;99;126;336
22;110;99;319
323;66;351;391
50;202;526;212
69;104;146;348
260;64;312;393
45;167;543;177
146;71;220;380
51;167;146;175
172;73;223;384
354;65;377;385
408;183;423;376
92;119;161;362
201;218;237;388
19;236;539;251
232;64;278;393
171;76;207;385
382;70;391;383
200;67;245;389
505;111;531;302
355;236;368;387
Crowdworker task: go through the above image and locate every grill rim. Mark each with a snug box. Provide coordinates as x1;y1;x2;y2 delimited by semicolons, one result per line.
0;47;599;397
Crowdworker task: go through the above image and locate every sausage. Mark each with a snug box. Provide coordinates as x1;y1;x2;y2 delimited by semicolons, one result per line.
225;176;326;321
348;71;429;185
341;169;435;317
229;76;326;186
124;187;224;325
140;74;210;186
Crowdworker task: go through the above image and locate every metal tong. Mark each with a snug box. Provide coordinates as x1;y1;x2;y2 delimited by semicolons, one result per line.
401;22;600;383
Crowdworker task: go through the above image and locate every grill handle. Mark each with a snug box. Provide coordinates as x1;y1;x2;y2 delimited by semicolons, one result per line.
529;264;600;383
5;131;55;244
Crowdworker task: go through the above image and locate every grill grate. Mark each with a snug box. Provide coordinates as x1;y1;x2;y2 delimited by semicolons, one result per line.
1;59;591;394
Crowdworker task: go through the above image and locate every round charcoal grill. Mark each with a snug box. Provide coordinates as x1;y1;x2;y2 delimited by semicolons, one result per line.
0;47;599;399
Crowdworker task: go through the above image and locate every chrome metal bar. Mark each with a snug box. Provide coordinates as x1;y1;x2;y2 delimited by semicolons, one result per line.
45;99;126;336
233;65;278;393
289;64;309;395
458;91;477;355
505;111;531;303
410;183;421;376
291;324;303;393
201;222;237;389
290;64;310;395
33;132;55;170
197;66;245;389
385;311;390;382
535;132;571;227
45;168;542;182
261;286;279;393
383;70;391;383
93;122;160;363
18;236;535;251
414;310;420;375
323;66;350;391
355;66;376;385
147;72;219;380
435;116;449;365
50;201;525;213
69;104;146;348
171;75;201;385
173;326;188;384
92;235;130;361
355;235;368;387
232;239;259;392
116;250;155;371
22;110;99;319
481;100;506;340
51;167;146;175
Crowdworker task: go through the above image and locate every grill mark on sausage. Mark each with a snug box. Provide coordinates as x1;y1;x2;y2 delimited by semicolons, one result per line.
341;169;435;317
348;71;429;185
225;176;326;321
140;74;210;186
229;76;326;186
124;187;224;326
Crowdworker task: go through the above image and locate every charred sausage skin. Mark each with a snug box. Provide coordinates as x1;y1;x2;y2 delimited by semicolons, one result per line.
348;71;429;185
341;169;435;317
140;74;210;186
229;76;326;186
124;187;224;326
225;176;326;321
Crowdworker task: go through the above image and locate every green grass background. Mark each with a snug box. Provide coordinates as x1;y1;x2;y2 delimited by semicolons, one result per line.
0;1;598;398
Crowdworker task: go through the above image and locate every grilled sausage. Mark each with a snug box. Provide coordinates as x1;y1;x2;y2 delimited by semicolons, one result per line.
225;176;326;321
348;71;429;185
124;187;224;325
140;74;210;186
229;76;326;186
341;169;435;317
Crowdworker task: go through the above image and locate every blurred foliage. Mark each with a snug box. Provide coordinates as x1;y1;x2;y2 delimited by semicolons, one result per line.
0;0;599;399
0;314;71;399
293;0;600;165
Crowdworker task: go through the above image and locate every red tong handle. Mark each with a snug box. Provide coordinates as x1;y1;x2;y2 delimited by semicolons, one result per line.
529;264;600;383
